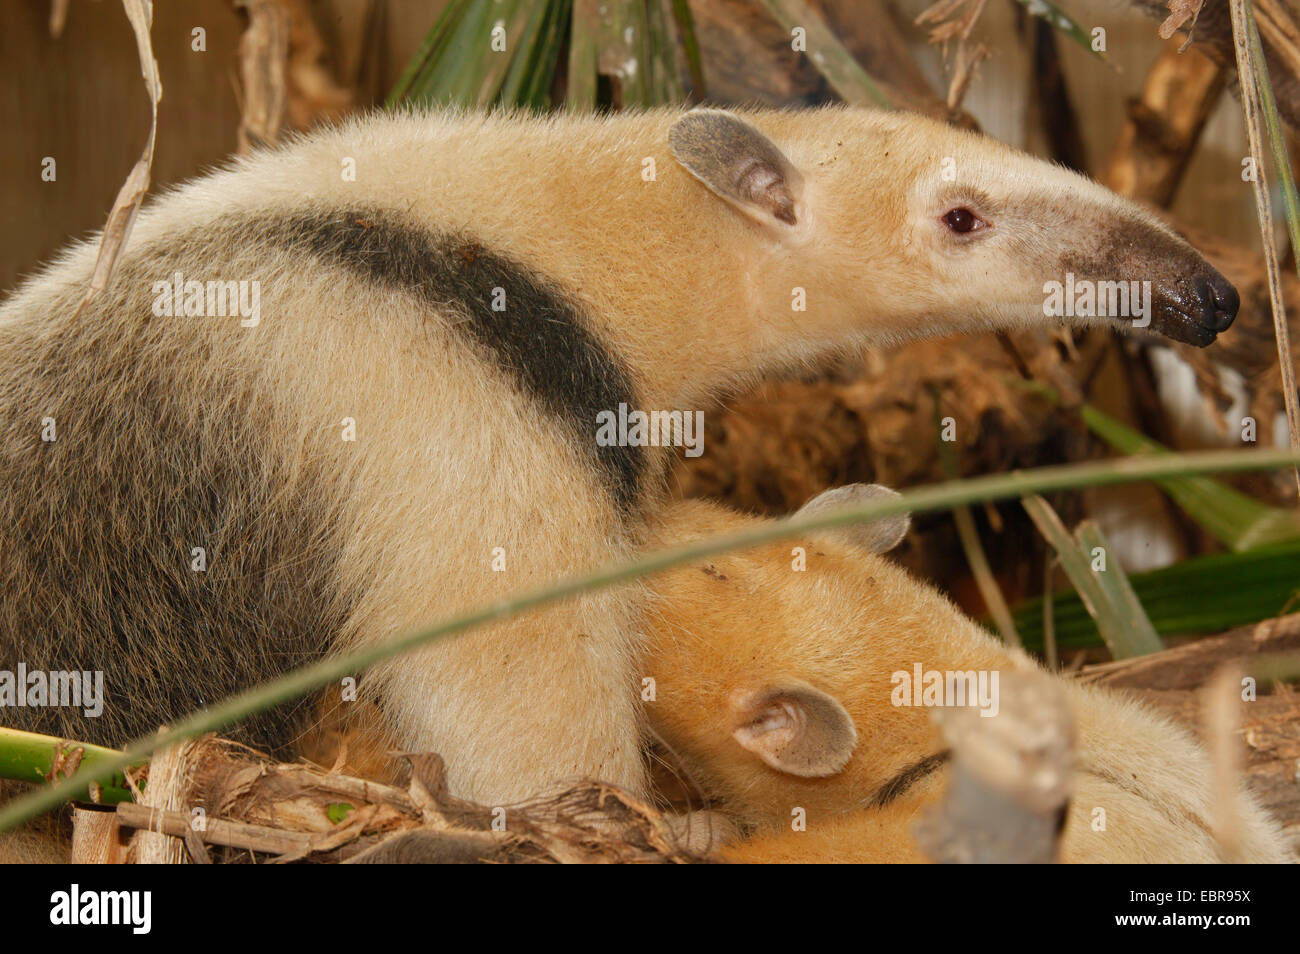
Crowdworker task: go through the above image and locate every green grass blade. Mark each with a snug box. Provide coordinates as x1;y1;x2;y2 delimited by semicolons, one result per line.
1249;8;1300;260
1022;496;1161;658
1240;0;1300;479
669;0;705;97
1013;0;1107;62
1010;539;1300;652
755;0;891;107
4;447;1299;831
500;0;572;109
1079;400;1300;550
385;0;471;107
933;389;1020;646
1017;379;1300;550
1074;520;1164;657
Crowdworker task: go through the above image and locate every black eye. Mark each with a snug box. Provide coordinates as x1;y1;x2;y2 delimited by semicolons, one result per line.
942;207;985;234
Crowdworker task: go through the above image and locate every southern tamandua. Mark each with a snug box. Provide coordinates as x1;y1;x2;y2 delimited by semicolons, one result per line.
3;486;1286;863
640;485;1290;863
0;106;1240;813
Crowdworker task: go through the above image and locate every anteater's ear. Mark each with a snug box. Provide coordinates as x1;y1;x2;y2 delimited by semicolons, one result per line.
669;109;804;228
794;484;910;554
731;680;857;777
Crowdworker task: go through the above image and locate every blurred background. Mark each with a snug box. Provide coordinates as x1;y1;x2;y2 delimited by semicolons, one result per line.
0;1;1263;286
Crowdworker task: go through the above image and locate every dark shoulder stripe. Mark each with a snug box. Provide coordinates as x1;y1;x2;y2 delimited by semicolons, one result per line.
865;750;951;809
275;210;646;512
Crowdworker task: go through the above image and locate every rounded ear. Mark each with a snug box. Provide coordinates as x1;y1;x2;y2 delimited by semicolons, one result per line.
794;483;911;554
669;109;804;228
730;680;857;777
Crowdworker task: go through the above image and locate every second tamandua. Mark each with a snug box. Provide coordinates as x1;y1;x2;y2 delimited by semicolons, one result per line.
0;106;1239;808
4;486;1286;864
640;486;1291;863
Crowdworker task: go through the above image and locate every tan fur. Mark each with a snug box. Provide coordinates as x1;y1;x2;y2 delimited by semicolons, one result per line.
0;782;68;864
0;106;1236;820
724;796;933;863
10;488;1288;864
641;496;1291;863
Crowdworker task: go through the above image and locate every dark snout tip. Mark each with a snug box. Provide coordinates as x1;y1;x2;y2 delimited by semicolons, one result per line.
1199;273;1239;333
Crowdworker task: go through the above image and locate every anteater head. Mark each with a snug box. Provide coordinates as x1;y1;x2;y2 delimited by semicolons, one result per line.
669;108;1237;348
642;484;1005;828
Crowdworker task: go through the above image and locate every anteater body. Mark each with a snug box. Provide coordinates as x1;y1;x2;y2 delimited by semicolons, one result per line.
0;107;1238;807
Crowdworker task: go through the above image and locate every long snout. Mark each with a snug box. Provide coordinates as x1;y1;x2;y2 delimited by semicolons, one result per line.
1149;266;1239;347
1059;213;1240;347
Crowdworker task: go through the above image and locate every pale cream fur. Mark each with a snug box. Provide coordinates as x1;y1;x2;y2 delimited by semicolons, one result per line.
0;106;1232;816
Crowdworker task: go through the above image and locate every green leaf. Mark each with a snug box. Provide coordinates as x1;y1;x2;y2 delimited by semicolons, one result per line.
1017;379;1300;551
427;0;498;107
500;0;572;109
1022;496;1162;658
326;802;356;824
394;0;692;112
1010;539;1300;652
755;0;891;107
386;0;474;108
1014;0;1107;63
385;0;461;106
669;0;705;97
470;1;536;108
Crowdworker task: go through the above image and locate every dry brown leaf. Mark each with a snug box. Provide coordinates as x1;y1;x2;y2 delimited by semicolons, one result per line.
235;0;290;152
47;741;84;785
914;0;989;110
110;738;709;863
1159;0;1206;39
74;0;161;316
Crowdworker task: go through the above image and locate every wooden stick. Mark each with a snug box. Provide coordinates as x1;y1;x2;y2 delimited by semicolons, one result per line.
1101;38;1226;205
1229;0;1300;495
70;807;128;864
270;764;419;816
117;803;314;856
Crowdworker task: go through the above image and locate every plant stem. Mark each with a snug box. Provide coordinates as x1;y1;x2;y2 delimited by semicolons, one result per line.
2;446;1299;831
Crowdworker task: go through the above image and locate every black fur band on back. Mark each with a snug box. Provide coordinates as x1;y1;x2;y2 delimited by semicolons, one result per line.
283;210;647;513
